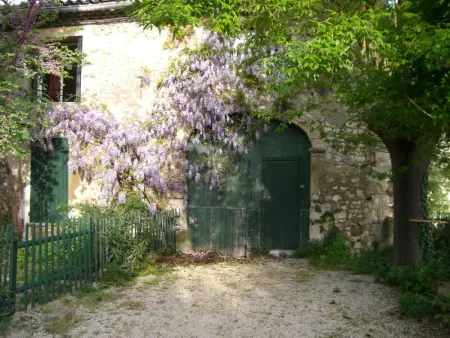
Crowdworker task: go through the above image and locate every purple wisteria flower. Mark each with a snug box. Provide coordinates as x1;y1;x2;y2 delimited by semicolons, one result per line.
37;32;269;212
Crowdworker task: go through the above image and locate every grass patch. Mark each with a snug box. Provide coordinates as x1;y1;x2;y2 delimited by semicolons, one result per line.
74;285;117;307
98;264;138;288
44;319;75;336
39;304;54;314
119;300;144;310
43;310;82;337
143;277;162;286
60;297;74;306
297;272;313;283
142;272;181;287
135;262;171;277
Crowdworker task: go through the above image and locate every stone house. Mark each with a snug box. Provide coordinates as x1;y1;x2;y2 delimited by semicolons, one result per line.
14;0;392;254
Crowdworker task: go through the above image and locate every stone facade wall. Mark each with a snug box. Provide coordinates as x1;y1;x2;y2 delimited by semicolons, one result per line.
40;22;196;122
294;107;393;251
34;22;197;224
14;21;394;251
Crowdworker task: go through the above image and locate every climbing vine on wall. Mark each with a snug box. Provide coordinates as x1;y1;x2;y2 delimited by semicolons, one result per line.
311;205;343;234
38;32;272;211
419;175;434;263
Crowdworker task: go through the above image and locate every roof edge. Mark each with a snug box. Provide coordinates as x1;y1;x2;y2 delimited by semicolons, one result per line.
45;1;132;13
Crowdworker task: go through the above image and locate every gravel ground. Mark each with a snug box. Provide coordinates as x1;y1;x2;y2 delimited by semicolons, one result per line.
5;259;447;338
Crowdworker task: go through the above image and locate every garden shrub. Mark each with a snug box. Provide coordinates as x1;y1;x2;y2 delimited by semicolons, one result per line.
293;240;324;258
433;223;450;282
98;263;137;288
310;237;351;269
250;247;270;258
399;293;435;317
305;228;351;269
347;248;392;276
295;226;450;324
322;226;341;250
435;295;450;325
158;243;177;257
391;265;437;295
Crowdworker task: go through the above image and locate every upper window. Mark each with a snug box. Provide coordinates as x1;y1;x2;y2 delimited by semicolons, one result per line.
35;36;82;103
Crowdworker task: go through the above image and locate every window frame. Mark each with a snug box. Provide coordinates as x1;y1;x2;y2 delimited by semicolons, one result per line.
34;36;83;103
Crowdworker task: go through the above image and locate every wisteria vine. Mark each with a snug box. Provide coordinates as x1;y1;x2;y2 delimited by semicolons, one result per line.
38;32;270;211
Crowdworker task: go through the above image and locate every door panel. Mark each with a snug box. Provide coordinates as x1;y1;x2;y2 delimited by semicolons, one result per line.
261;160;303;250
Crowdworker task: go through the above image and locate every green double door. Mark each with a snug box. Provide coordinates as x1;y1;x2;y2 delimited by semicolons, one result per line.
30;139;69;223
188;122;310;253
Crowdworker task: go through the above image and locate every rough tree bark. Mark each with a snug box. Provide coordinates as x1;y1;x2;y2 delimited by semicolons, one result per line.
3;158;24;235
381;137;435;266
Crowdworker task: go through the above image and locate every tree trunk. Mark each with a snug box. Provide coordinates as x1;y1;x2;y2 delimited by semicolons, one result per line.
3;158;24;235
382;138;434;266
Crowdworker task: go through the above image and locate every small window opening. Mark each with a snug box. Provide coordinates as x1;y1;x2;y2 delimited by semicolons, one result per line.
36;37;82;103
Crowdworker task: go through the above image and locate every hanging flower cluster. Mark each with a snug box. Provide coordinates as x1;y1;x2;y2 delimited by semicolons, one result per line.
37;32;270;210
36;107;178;212
149;33;267;196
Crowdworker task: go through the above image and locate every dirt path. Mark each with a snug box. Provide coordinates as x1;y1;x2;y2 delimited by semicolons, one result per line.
6;259;447;338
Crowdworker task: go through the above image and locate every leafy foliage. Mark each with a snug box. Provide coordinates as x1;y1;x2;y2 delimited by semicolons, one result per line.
158;243;177;257
58;194;149;219
399;293;436;318
101;212;176;269
309;237;351;269
0;1;84;232
347;248;393;277
429;153;450;219
295;226;351;268
292;240;324;259
131;0;450;266
98;263;137;288
298;225;450;323
0;0;84;160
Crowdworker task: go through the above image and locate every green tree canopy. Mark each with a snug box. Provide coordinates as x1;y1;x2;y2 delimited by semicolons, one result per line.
131;0;450;265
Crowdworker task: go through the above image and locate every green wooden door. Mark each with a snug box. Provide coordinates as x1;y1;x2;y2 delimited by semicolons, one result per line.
30;139;69;223
187;140;258;255
188;121;310;254
261;160;304;250
259;123;310;249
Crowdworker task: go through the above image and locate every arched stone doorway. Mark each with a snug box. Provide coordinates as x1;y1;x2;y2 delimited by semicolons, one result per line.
187;122;311;255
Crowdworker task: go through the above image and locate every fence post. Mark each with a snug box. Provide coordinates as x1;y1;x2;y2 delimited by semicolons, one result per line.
88;217;93;283
9;227;18;312
173;211;177;252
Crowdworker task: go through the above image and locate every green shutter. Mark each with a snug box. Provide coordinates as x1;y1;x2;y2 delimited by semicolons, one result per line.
30;139;69;223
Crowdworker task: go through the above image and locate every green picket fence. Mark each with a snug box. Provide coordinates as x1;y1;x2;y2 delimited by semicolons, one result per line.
0;210;179;316
0;225;17;317
91;211;179;278
17;219;93;310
